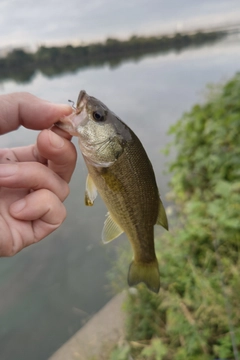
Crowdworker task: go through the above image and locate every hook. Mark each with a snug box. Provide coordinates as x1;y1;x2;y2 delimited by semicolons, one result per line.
68;99;76;110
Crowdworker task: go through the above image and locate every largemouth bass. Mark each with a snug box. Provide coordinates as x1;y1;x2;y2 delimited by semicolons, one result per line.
56;91;168;293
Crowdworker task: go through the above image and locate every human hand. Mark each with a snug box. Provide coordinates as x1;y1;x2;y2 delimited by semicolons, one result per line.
0;92;77;256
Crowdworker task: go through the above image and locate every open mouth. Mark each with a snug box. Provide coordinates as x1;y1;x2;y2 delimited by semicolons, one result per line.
54;115;75;134
54;90;89;135
76;90;86;108
54;110;77;134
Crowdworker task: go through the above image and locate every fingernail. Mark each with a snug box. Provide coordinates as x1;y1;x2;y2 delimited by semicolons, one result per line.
0;164;18;176
49;130;64;149
11;199;26;213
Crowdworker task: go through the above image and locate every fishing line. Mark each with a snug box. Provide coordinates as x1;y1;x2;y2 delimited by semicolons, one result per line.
213;237;239;360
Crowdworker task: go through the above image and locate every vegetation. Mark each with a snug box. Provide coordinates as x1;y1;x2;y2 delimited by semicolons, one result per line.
109;73;240;359
0;30;227;83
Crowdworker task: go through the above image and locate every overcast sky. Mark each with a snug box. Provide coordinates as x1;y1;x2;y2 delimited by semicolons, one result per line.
0;0;240;49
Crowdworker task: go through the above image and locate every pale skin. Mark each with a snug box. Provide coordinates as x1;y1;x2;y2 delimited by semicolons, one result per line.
0;92;77;257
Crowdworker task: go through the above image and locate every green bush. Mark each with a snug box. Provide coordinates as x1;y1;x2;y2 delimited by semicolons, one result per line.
110;73;240;359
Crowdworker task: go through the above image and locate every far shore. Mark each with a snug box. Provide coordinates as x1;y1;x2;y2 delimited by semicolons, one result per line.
0;23;239;83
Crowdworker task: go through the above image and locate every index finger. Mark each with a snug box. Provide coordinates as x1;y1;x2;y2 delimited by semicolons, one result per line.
0;92;72;135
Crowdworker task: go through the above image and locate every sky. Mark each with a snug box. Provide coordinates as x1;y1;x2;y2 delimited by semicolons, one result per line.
0;0;240;50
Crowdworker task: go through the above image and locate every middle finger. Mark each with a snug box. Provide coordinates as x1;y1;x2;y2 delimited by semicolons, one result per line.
0;162;69;202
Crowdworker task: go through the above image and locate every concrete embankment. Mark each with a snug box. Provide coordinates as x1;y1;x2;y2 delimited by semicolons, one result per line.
49;292;126;360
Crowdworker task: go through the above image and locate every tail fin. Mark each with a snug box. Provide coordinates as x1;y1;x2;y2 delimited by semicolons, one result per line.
128;260;160;293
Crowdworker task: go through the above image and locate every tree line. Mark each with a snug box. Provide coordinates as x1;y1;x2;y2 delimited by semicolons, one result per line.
0;30;227;83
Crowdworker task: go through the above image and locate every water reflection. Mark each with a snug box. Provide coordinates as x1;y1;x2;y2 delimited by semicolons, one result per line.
0;34;240;359
0;30;227;84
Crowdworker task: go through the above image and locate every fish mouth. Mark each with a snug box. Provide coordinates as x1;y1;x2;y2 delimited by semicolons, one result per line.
54;90;89;135
54;114;78;135
76;90;89;114
76;90;86;108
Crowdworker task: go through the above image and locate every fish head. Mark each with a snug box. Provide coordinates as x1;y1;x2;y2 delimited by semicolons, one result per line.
56;90;131;167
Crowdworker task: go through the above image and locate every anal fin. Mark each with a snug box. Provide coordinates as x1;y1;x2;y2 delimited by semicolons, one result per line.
156;199;169;230
102;213;124;244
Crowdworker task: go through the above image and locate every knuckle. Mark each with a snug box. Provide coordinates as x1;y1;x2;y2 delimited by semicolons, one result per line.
60;205;67;223
68;141;77;159
8;246;19;257
61;182;70;200
0;240;18;257
58;140;77;164
49;200;67;226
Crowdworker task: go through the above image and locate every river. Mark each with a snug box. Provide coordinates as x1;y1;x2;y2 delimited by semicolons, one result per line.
0;28;240;360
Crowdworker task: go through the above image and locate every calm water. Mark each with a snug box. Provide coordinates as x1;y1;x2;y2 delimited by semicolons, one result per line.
0;34;240;359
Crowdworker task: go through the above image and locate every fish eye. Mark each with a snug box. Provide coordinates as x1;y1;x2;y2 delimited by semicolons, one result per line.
93;111;105;122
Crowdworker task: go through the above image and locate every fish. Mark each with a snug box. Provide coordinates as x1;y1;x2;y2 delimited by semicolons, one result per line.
56;90;168;293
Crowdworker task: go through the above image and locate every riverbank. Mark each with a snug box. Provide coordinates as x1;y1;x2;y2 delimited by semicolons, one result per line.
49;292;127;360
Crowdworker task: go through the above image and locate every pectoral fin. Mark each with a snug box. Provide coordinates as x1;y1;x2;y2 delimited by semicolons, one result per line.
156;199;169;230
102;213;124;244
85;174;98;206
